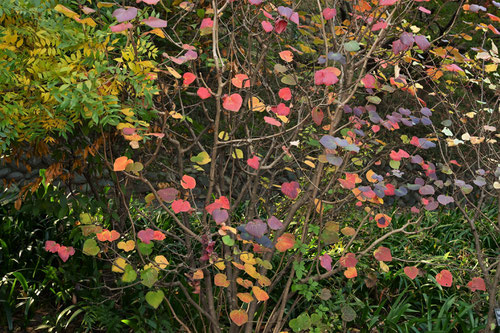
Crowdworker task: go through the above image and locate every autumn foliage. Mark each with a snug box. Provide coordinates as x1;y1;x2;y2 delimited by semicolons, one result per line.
1;0;499;331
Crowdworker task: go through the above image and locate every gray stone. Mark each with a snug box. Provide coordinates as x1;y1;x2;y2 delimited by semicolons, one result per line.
0;168;11;178
6;172;24;180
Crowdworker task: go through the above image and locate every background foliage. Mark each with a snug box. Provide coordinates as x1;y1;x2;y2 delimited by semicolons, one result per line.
1;0;499;332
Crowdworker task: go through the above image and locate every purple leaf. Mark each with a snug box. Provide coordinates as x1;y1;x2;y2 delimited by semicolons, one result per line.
326;155;343;166
113;7;138;22
267;216;283;230
425;200;439;211
419;185;435;195
212;209;229;224
420;107;432;117
320;254;332;271
319;135;337;150
245;219;267;238
158;188;178;203
437;195;454;205
415;35;430;50
400;32;414;47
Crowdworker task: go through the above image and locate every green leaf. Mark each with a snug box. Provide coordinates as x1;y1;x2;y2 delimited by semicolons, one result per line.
80;213;92;224
190;151;211;165
344;41;360;52
222;235;234;246
145;290;164;309
138;241;153;255
141;268;158;288
82;239;99;256
281;74;297;85
366;96;381;104
122;265;137;283
341;305;356;322
289;313;311;332
389;160;400;169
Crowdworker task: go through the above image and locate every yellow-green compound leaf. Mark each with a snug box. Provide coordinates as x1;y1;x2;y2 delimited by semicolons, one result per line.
122;265;137;283
141;268;158;288
83;239;99;256
190;151;211;165
145;290;164;309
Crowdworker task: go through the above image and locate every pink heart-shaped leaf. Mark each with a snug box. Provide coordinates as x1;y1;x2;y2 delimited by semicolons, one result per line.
436;269;453;287
404;266;418;280
183;72;196;86
197;87;212;99
322;8;336;20
247;155;260;170
261;21;273;32
223;94;243;112
45;241;60;253
138;228;155;244
172;199;191;213
278;88;292;101
281;181;299;199
57;246;75;262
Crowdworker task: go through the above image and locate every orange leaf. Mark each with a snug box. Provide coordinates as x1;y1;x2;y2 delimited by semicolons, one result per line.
193;269;204;280
252;286;269;301
236;278;253;288
344;267;357;279
181;175;196;189
237;292;254;303
279;50;293;62
117;240;135;252
244;263;260;279
275;233;295;252
230;309;248;326
257;275;271;287
214;273;230;287
231;74;250;88
114;156;133;171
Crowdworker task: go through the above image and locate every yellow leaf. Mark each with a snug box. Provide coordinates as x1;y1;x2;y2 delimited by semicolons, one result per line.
232;149;244;159
54;4;79;19
485;63;498;73
112;258;127;273
167;66;181;79
380;261;389;272
154;255;169;269
248;96;266;112
193;269;204;280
